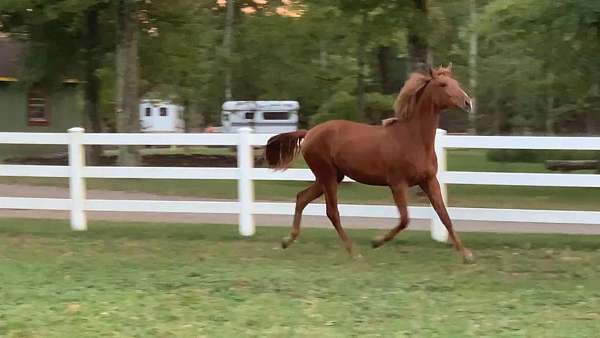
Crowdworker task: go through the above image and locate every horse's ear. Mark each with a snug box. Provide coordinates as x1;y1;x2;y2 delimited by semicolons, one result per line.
427;66;435;78
447;62;453;72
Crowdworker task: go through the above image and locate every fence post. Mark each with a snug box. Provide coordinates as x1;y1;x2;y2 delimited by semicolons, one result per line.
431;128;449;242
237;127;255;236
67;127;87;231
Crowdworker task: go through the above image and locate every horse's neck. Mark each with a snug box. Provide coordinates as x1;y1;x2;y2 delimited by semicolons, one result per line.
408;95;440;151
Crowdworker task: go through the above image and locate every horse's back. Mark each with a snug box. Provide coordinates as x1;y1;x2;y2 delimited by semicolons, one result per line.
302;120;389;185
303;120;380;150
306;119;381;137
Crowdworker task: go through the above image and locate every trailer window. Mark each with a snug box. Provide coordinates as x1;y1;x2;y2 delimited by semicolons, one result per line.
263;111;289;120
145;107;152;117
160;107;168;116
245;112;255;120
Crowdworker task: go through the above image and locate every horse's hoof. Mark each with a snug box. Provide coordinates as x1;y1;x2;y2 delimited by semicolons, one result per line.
371;237;384;249
352;253;364;260
281;237;292;249
462;249;475;264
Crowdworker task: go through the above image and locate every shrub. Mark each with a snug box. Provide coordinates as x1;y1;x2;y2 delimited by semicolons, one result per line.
310;91;362;126
310;91;395;126
486;149;600;163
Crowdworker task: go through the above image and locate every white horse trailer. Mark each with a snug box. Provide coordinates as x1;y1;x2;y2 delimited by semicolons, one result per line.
139;100;185;133
220;101;299;133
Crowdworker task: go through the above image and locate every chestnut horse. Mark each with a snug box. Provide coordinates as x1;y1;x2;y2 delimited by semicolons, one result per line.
265;65;474;263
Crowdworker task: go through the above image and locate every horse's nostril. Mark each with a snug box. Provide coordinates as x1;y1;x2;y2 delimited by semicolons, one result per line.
465;100;471;107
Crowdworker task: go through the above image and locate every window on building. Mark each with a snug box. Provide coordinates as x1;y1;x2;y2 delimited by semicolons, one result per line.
145;107;152;117
160;107;168;116
27;91;49;126
263;111;289;120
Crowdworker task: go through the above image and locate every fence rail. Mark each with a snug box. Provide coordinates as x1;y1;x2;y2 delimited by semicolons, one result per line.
1;127;599;241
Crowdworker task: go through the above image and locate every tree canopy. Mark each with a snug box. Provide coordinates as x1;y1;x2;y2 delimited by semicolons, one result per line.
1;0;598;135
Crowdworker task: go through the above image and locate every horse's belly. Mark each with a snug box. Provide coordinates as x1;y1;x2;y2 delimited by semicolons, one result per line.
334;141;388;185
338;160;388;185
345;172;388;186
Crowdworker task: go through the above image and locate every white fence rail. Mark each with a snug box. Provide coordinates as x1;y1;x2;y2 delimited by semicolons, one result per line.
1;127;599;241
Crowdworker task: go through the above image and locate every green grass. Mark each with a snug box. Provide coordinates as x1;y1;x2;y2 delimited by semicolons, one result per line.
448;149;551;173
1;149;599;210
1;218;599;337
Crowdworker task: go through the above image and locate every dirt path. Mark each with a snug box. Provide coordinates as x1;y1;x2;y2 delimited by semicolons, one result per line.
1;183;599;235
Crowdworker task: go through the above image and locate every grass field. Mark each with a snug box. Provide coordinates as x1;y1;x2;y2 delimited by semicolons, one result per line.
1;149;599;210
1;218;600;337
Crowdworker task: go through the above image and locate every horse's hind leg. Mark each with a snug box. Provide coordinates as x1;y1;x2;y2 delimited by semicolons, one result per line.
372;182;409;248
282;182;323;249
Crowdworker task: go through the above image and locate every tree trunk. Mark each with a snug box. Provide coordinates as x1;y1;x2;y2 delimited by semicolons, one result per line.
408;0;430;72
83;7;103;165
356;12;368;116
468;0;478;134
585;84;600;135
116;0;140;166
377;46;392;94
586;110;597;135
222;0;235;101
545;94;555;135
493;94;508;134
545;160;599;172
319;38;328;69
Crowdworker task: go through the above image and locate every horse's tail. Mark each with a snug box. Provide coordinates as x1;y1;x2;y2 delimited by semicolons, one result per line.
265;130;308;170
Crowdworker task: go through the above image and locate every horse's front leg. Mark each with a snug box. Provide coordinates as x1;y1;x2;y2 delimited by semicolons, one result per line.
420;177;474;263
372;182;409;248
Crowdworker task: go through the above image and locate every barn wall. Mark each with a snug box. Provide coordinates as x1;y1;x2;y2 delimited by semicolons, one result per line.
0;83;83;158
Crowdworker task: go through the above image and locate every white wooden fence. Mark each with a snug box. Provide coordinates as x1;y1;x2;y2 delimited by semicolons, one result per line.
1;127;599;242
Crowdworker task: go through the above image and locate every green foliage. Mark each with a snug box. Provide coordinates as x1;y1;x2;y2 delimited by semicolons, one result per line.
2;0;599;134
364;92;394;122
310;91;361;126
477;0;600;134
310;91;394;126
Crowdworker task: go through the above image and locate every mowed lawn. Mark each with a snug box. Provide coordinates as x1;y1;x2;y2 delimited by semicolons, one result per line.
1;218;599;337
2;149;599;210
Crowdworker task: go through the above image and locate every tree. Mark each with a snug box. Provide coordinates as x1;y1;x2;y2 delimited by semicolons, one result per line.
114;0;140;165
82;4;105;163
467;0;478;133
222;0;236;100
478;0;600;134
407;0;430;71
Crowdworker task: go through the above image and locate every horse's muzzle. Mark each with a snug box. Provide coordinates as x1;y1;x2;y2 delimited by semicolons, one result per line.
463;99;472;113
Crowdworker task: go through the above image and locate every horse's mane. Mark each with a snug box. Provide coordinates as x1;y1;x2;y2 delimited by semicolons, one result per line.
393;72;431;120
393;66;452;120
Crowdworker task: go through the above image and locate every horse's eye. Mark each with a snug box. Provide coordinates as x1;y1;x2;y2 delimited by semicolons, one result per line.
439;82;447;87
